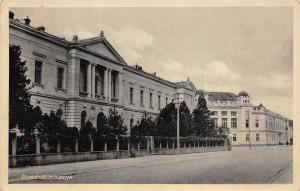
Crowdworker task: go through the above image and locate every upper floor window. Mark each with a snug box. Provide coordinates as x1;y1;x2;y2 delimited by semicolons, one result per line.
140;90;144;106
231;118;237;128
231;111;237;116
255;117;259;128
79;60;88;93
245;119;249;128
221;111;227;116
130;87;134;104
158;95;161;110
35;60;43;84
57;67;64;89
221;118;227;128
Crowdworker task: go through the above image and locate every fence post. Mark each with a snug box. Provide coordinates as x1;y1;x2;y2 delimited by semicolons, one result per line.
184;142;186;148
57;139;61;153
159;142;162;150
197;141;199;147
10;129;17;156
147;137;150;152
151;136;154;150
75;138;79;152
167;141;169;149
172;140;175;149
34;129;41;155
138;143;140;151
90;135;94;152
194;142;196;147
104;142;107;151
128;139;130;151
116;136;119;151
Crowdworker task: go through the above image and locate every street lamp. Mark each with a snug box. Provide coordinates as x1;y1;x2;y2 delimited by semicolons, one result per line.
173;93;181;155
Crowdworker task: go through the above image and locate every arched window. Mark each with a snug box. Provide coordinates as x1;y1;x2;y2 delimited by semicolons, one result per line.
81;110;87;128
56;108;63;119
97;112;107;134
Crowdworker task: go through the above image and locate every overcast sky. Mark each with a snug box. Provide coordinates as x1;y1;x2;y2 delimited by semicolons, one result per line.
11;7;293;118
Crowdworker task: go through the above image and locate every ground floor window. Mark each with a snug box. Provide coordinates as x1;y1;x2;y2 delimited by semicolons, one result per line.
256;133;260;141
233;133;237;142
246;133;250;142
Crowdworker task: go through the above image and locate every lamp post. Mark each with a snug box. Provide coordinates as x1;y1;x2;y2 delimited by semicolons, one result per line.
173;93;181;155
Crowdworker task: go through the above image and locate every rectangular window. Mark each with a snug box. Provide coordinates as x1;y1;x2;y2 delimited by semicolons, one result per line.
231;111;237;116
57;67;64;89
231;118;237;128
140;90;144;106
150;93;153;108
256;133;260;141
112;75;116;98
245;119;249;128
130;87;134;104
79;61;88;92
221;118;227;128
246;133;250;142
255;117;259;128
221;111;227;116
212;118;218;127
233;133;237;141
35;60;43;84
158;95;161;109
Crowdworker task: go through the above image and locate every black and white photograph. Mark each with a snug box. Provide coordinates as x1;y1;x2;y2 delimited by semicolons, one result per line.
1;1;299;190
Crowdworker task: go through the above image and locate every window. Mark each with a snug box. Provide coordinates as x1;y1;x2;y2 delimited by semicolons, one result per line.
256;133;260;141
255;117;259;128
233;133;237;141
150;93;153;108
246;133;250;142
245;119;249;128
57;67;64;89
212;118;218;127
79;60;88;92
231;118;237;128
158;95;161;109
221;118;227;128
231;111;237;116
130;87;134;104
112;74;116;98
221;111;227;116
35;60;43;84
245;111;249;119
140;90;144;106
211;111;218;116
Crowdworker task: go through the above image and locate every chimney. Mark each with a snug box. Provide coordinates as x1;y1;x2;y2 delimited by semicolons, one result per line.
9;11;14;19
24;16;31;25
37;26;45;32
73;35;78;42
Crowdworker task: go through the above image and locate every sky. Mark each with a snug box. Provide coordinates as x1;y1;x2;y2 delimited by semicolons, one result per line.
11;7;293;118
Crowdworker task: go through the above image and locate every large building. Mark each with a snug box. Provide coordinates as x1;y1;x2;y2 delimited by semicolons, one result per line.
9;13;197;133
9;13;293;145
197;91;293;146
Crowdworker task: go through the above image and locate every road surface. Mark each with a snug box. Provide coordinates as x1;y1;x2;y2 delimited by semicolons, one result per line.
9;146;292;184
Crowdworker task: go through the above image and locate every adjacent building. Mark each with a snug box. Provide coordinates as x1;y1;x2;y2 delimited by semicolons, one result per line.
197;91;293;146
9;13;293;146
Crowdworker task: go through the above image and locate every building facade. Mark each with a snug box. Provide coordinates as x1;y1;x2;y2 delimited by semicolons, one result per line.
198;91;293;146
9;13;197;133
9;13;292;145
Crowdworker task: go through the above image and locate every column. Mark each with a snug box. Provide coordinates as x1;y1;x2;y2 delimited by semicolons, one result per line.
10;130;17;156
103;68;108;99
75;138;79;152
87;63;91;96
108;69;111;101
91;64;95;98
118;72;123;104
34;129;41;155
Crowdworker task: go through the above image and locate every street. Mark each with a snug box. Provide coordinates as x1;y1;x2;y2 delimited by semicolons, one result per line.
9;146;292;184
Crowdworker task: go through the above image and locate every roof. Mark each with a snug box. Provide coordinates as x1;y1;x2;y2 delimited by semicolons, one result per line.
238;91;249;97
206;92;238;102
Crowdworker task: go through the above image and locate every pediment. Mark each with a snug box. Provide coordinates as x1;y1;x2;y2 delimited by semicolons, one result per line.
79;37;125;64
